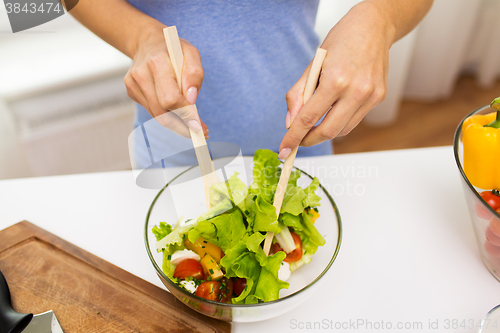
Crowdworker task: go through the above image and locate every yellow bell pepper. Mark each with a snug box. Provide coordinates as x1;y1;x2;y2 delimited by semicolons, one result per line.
184;237;223;263
200;254;224;281
305;207;320;224
462;97;500;190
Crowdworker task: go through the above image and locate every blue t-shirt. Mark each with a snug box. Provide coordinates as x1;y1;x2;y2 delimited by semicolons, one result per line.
128;0;332;169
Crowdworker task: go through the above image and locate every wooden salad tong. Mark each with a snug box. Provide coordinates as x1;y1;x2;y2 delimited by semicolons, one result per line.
163;26;220;209
263;48;328;255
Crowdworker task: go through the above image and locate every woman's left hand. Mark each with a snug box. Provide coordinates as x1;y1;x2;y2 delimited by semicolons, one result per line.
279;2;395;158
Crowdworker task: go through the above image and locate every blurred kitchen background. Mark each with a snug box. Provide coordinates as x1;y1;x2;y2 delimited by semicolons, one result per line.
0;0;499;180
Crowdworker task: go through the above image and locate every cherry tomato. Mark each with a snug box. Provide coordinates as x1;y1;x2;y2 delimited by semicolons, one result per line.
232;278;247;297
195;278;233;303
272;232;303;263
485;240;500;257
173;259;204;280
481;190;500;211
475;201;493;220
490;214;500;237
486;227;500;246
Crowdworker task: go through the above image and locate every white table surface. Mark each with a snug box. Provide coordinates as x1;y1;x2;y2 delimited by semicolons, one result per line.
1;146;499;332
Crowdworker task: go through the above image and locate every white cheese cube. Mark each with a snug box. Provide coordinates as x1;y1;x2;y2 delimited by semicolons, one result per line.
180;280;197;293
278;261;291;281
170;249;201;266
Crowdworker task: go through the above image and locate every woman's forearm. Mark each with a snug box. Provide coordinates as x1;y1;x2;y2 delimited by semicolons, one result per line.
68;0;207;136
279;0;434;153
68;0;165;58
363;0;434;44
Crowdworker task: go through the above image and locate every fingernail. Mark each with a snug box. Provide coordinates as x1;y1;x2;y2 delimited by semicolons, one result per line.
186;87;198;105
278;148;291;159
285;112;291;129
187;119;202;132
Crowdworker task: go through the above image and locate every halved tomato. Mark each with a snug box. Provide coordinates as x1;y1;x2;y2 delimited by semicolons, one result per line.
173;259;204;280
272;231;303;263
195;278;233;303
232;278;247;297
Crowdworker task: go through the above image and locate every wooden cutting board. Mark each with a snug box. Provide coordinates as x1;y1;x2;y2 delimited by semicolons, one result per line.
0;221;231;333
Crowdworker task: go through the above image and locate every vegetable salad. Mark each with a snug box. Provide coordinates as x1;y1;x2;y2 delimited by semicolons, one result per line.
152;149;325;304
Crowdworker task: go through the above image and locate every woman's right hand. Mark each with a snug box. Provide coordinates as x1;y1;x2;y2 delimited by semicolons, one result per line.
124;24;208;139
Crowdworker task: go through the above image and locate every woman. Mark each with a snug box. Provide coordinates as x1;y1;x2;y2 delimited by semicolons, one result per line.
69;0;433;168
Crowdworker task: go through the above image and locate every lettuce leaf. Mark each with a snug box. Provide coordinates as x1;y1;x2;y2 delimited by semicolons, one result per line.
303;177;322;208
299;211;326;254
251;195;280;233
188;209;246;252
282;210;326;260
250;149;281;202
281;186;307;216
252;251;289;302
280;177;321;216
226;252;261;304
152;222;172;241
196;198;234;222
221;235;288;304
210;172;249;213
288;169;301;186
152;221;186;278
155;218;196;251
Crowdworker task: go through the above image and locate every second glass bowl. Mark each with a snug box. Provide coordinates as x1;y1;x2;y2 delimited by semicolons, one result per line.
454;105;500;281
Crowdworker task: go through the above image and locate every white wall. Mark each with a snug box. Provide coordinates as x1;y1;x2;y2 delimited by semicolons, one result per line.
0;7;131;180
0;100;31;178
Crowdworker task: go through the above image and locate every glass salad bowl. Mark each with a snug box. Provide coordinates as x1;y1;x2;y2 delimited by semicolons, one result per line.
454;104;500;281
144;154;342;322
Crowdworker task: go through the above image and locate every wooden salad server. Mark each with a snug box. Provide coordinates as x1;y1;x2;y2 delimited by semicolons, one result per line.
163;26;220;209
263;48;328;255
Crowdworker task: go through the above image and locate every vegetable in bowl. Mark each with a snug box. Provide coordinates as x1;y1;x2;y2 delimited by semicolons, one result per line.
152;149;326;304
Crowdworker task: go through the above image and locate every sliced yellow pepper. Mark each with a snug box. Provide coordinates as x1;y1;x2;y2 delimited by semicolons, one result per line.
305;207;320;224
184;237;223;263
200;254;224;281
462;97;500;190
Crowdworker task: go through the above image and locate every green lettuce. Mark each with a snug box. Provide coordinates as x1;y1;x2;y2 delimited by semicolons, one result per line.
153;149;325;303
152;222;172;241
249;149;281;202
209;172;249;212
252;251;289;302
251;195;280;233
220;234;288;304
303;177;322;208
152;221;186;278
187;209;246;252
280;209;326;264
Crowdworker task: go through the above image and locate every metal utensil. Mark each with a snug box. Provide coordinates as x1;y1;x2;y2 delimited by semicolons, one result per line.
0;270;64;333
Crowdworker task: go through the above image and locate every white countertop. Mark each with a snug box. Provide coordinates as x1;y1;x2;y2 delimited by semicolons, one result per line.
0;146;498;332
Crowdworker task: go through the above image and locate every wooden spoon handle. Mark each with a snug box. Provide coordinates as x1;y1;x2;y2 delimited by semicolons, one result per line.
263;48;327;255
163;26;220;208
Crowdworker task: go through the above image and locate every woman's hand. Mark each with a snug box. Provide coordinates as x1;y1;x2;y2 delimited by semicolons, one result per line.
278;2;398;158
124;24;208;138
